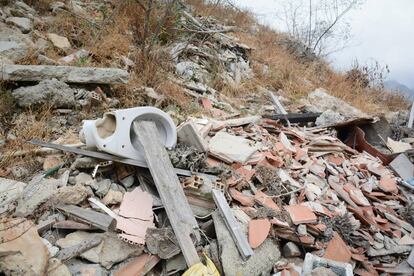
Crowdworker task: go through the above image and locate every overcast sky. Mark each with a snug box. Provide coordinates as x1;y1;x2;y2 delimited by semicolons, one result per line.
234;0;414;88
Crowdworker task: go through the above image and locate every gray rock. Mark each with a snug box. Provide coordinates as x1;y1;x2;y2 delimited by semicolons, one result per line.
305;88;367;118
176;61;200;80
315;109;345;126
0;177;26;214
2;64;129;84
311;267;336;276
56;231;142;269
95;179;111;197
15;175;59;217
297;224;307;236
0;22;34;61
109;183;126;194
12;79;76;108
14;1;36;15
119;175;135;188
66;259;106;276
10;165;28;178
212;211;280;276
38;54;58;65
282;242;301;257
47;33;71;51
75;172;94;185
71;157;100;169
5;17;32;33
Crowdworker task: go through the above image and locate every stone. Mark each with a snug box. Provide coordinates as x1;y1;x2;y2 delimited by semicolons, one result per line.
56;231;142;269
71;157;100;169
102;190;123;205
12;79;76;108
0;22;34;61
311;267;336;276
248;219;271;249
305;88;367;118
0;177;26;214
213;211;280;276
95;179;111;197
110;183;126;194
282;242;301;257
54;184;90;205
315;109;345;126
114;254;160;276
47;33;71;50
42;238;59;257
176;61;202;81
59;49;90;64
75;172;95;186
5;17;32;33
38;54;58;65
10;165;28;178
297;224;307;236
120;175;135;188
14;1;37;15
43;155;63;170
15;175;59;217
0;219;49;275
209;131;257;163
2;64;129;84
47;258;72;276
66;259;106;276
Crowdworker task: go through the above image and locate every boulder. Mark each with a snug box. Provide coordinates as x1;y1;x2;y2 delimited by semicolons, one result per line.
12;79;76;108
315;109;345;126
5;17;32;33
47;33;71;51
0;22;34;62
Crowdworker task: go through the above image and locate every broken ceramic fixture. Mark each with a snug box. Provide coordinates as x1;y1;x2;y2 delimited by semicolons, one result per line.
80;107;177;161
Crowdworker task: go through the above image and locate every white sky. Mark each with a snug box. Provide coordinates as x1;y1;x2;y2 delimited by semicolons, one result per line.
234;0;414;88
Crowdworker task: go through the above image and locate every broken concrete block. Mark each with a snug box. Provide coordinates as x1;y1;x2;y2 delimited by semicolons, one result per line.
56;231;142;269
302;253;353;276
2;64;129;84
15;175;59;217
0;218;49;275
0;177;26;214
282;242;301;257
47;33;71;50
213;212;280;276
177;120;208;152
12;79;76;108
209;131;256;163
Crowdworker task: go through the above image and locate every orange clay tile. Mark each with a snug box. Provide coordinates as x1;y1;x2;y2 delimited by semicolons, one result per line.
323;232;352;263
284;204;317;225
379;176;398;193
228;188;255;207
254;191;280;211
248;218;271;249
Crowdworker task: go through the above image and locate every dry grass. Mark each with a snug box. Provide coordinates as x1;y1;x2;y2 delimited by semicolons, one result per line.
0;106;54;170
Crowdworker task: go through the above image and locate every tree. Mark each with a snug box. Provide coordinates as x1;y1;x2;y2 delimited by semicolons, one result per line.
275;0;363;56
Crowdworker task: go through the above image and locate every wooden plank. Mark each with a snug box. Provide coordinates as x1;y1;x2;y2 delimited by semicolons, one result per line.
267;90;291;127
212;189;254;260
56;204;115;231
407;102;414;128
132;121;200;267
29;139;217;181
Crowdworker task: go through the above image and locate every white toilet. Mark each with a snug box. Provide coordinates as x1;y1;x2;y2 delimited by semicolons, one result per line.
80;107;177;162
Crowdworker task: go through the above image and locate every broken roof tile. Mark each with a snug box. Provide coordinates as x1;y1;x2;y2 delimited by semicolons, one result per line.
284;204;317;225
254;191;280;211
323;232;352;263
229;188;255;207
248;218;271;249
379;176;398;193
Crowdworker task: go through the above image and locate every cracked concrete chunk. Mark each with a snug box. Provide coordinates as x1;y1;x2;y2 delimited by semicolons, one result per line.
15;175;59;217
12;79;76;108
0;218;49;275
0;177;26;214
213;212;280;276
209;131;257;163
56;231;142;269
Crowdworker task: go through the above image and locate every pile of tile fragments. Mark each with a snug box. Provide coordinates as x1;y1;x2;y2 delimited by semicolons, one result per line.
1;112;414;275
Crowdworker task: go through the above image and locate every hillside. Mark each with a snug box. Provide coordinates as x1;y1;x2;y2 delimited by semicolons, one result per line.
0;1;413;275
